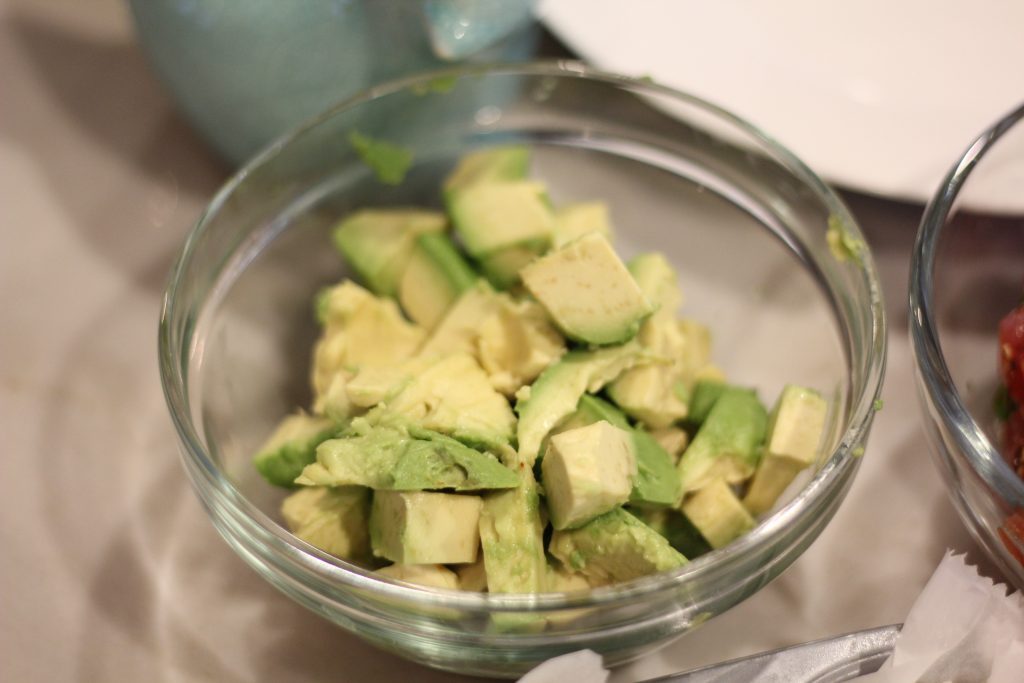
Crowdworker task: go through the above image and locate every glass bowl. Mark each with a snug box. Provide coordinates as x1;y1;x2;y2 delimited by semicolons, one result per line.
158;62;886;678
910;102;1024;590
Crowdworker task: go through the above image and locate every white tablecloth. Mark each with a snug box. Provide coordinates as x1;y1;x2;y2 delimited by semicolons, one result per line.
1;2;1004;681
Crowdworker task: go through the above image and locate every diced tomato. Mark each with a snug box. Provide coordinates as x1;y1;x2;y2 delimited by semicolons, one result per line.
998;304;1024;405
1005;408;1024;478
999;509;1024;567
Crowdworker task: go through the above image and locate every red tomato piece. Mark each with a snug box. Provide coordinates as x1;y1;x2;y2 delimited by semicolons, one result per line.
998;304;1024;405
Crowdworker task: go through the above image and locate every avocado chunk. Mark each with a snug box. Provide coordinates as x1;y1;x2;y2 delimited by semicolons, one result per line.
676;387;768;495
280;486;371;561
743;385;828;515
418;280;501;359
545;560;606;592
686;379;728;426
629;428;683;507
376;353;516;450
253;412;338;488
310;281;425;414
398;232;478;329
456;559;488;592
606;253;690;426
541;421;637;530
521;233;653;346
552;201;613;248
514;342;650;466
332;210;445;296
552;395;680;508
633;507;712;560
479;468;547;593
376;563;460;589
549;508;687;583
449;180;554;257
477;296;566;396
297;422;517;491
370;490;482;564
681;479;756;549
477;241;544;290
442;145;530;197
650;426;689;464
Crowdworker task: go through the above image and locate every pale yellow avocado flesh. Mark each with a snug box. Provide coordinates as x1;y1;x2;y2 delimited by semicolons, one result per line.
520;233;653;346
370;490;482;565
280;486;371;561
376;563;460;589
682;478;755;549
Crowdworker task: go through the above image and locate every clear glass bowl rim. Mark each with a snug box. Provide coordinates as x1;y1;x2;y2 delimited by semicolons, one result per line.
158;61;888;612
910;101;1024;506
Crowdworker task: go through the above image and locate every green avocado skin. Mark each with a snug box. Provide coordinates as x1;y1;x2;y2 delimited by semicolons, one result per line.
300;425;518;492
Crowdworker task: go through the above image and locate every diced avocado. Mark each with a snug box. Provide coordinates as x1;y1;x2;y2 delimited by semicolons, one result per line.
442;145;530;197
253;413;338;487
606;254;691;427
398;232;478;329
448;180;554;257
477;296;565;396
310;282;424;413
681;479;755;549
677;388;768;495
377;353;516;450
541;421;637;530
418;281;500;359
514;342;650;466
456;559;488;592
552;201;613;248
545;560;604;592
548;395;679;508
370;490;482;564
349;131;413;186
521;233;653;346
479;468;547;593
344;361;424;409
319;372;355;423
316;279;376;326
297;423;517;491
549;508;687;584
556;394;631;433
332;210;445;296
686;380;728;426
477;241;543;290
376;563;460;589
633;507;712;560
629;428;682;507
650;426;689;463
743;385;828;515
281;486;371;560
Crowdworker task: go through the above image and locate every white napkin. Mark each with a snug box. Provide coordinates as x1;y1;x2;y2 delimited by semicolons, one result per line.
518;649;608;683
854;550;1024;683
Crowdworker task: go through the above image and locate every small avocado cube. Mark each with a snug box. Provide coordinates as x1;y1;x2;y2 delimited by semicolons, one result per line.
332;210;445;296
477;241;544;289
376;563;460;590
298;424;518;492
552;201;613;248
681;479;755;549
744;385;828;515
370;490;482;565
549;508;687;584
253;412;337;488
476;296;566;396
479;468;547;593
442;145;530;196
545;560;605;592
418;281;501;359
627;253;683;313
456;559;488;592
629;428;682;507
280;486;371;561
398;232;478;329
379;353;516;450
521;233;654;346
514;342;647;466
633;507;712;559
541;421;637;530
686;380;728;426
449;180;555;256
676;388;768;495
650;426;689;463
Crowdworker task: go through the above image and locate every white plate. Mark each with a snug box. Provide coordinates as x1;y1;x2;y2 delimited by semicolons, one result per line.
538;0;1024;211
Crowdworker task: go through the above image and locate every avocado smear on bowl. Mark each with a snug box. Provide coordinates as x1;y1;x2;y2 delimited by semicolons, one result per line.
251;145;830;598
